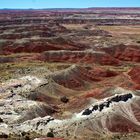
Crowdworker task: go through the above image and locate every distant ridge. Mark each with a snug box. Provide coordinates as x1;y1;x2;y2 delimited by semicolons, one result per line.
0;7;140;10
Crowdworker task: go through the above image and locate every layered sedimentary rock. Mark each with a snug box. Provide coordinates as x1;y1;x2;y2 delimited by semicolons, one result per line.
1;88;139;139
46;65;118;90
128;67;140;89
103;44;140;62
0;8;140;140
0;74;140;139
42;50;120;65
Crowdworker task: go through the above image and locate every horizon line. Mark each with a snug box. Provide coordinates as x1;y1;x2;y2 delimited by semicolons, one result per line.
0;7;140;10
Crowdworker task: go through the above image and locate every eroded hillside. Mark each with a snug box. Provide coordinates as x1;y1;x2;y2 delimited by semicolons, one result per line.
0;8;140;140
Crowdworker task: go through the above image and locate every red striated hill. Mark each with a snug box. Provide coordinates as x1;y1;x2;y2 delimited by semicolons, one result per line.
103;44;140;62
47;65;119;90
128;67;140;89
41;50;120;65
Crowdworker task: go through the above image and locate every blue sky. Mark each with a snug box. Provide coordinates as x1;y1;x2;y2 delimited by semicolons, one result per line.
0;0;140;9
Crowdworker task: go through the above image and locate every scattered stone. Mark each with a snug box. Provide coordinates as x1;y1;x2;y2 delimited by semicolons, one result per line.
60;96;69;103
25;136;31;140
92;105;98;111
0;133;8;138
0;117;3;123
82;109;92;115
47;132;54;138
82;93;133;115
99;104;105;111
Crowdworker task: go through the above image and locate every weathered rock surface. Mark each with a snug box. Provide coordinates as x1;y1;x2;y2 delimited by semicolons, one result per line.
46;65;118;90
128;67;140;89
0;8;140;140
103;44;140;62
0;76;140;139
41;50;120;65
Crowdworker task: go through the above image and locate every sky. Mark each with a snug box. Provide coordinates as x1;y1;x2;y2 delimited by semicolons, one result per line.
0;0;140;9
